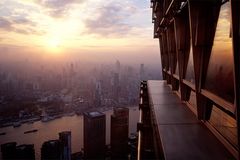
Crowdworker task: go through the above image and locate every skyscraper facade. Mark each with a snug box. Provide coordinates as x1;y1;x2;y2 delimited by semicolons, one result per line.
1;142;35;160
41;140;61;160
16;144;35;160
59;131;71;160
111;107;129;159
1;142;17;159
84;111;106;159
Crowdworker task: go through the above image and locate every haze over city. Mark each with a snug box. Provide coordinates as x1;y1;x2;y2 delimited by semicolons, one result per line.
0;1;162;159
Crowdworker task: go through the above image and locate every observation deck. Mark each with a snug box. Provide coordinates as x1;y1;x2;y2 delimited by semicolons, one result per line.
145;0;240;159
137;80;235;160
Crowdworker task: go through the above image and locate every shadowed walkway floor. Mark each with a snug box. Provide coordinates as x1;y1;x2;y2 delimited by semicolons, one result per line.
147;80;234;160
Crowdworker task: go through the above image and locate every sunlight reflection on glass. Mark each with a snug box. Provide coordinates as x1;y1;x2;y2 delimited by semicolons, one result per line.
205;2;234;103
185;45;195;84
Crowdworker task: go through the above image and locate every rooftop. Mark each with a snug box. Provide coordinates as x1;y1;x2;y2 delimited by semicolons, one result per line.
86;111;105;118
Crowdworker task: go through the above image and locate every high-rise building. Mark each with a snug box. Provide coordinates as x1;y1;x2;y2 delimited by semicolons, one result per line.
59;131;71;160
94;80;102;107
1;142;17;159
115;60;121;74
1;142;35;160
111;107;129;159
112;73;120;103
16;144;35;160
41;140;61;160
139;64;145;80
84;111;106;159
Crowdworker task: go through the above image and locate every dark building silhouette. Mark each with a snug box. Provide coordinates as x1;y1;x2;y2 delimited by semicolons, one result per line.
84;111;106;159
139;64;145;80
41;140;61;160
1;142;17;159
16;144;35;160
111;107;129;159
1;142;35;160
59;131;71;160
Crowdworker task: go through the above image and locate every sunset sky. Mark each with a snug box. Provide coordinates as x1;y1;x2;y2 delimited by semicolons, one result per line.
0;0;160;65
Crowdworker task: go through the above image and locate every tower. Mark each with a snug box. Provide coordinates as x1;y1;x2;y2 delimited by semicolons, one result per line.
1;142;17;159
111;107;129;158
59;131;71;160
112;73;120;103
84;111;106;159
115;60;121;74
41;140;61;160
16;144;35;160
94;80;102;107
1;142;35;160
140;64;145;80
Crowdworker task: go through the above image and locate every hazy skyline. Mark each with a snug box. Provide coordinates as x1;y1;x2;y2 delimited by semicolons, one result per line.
0;0;160;66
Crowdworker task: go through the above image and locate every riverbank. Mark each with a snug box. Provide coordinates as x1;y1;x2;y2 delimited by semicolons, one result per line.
0;106;137;129
0;106;139;160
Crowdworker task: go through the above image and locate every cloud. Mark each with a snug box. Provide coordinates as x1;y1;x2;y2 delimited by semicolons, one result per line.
37;0;80;8
0;1;43;35
12;16;36;26
0;17;13;31
36;0;84;18
0;16;36;28
84;2;137;37
0;16;44;35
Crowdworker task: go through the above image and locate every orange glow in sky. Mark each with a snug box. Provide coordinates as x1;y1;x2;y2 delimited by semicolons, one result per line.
0;0;160;64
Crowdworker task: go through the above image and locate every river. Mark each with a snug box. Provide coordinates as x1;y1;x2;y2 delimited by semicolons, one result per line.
0;107;139;160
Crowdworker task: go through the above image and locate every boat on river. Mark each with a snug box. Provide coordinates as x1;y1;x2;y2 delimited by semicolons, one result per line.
0;132;6;136
24;129;38;134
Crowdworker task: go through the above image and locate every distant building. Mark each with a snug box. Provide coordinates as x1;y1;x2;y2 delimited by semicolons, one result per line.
115;60;121;74
59;131;71;160
112;73;120;103
94;80;102;107
41;140;61;160
111;107;129;159
84;111;106;159
1;142;35;160
140;64;145;80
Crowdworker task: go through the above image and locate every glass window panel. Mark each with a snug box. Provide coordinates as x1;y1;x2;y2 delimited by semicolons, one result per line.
185;45;195;84
163;53;168;70
168;53;172;72
209;105;237;148
162;34;169;71
175;60;179;75
205;2;234;103
167;24;177;74
187;91;197;113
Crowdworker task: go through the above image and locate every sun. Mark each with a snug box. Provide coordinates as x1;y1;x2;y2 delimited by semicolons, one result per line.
49;39;60;48
47;38;62;53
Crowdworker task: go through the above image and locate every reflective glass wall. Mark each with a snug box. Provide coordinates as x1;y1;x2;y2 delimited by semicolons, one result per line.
204;2;234;103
